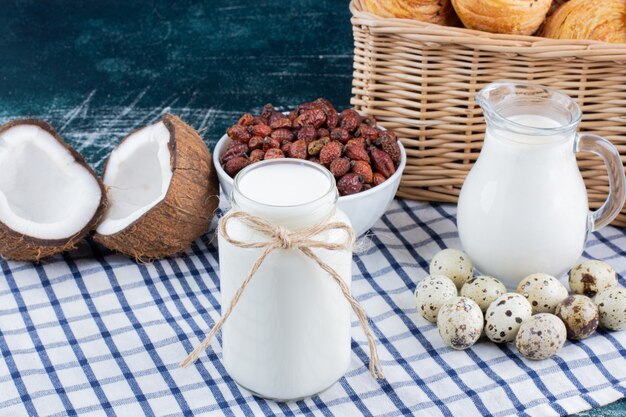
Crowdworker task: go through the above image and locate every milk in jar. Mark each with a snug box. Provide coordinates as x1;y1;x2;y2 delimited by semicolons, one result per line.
217;159;353;400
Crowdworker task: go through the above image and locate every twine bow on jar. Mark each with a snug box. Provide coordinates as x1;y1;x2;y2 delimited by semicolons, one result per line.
179;210;384;380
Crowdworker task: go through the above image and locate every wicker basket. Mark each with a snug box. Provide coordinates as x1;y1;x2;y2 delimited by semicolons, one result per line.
350;0;626;227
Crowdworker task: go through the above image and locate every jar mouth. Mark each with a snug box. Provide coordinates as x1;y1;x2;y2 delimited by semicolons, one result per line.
476;82;582;139
232;159;338;210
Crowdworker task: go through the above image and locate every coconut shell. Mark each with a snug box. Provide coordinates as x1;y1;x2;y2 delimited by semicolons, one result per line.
95;113;219;260
0;118;106;262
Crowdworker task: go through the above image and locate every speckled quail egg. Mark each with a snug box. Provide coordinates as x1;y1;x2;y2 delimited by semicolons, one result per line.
437;297;484;350
415;275;458;323
485;293;533;343
429;249;473;290
555;295;599;340
461;276;507;312
515;314;567;360
593;287;626;331
569;260;618;297
516;273;568;314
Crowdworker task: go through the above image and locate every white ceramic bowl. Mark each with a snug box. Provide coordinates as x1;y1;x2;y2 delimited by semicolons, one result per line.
213;133;406;236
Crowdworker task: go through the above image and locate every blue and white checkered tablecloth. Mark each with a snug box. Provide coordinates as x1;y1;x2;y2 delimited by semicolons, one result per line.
1;199;625;417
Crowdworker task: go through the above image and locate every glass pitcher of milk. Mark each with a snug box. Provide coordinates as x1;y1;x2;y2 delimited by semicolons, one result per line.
457;82;626;289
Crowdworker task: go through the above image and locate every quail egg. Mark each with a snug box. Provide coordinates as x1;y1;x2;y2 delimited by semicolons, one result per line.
415;275;458;323
429;249;473;290
516;273;568;314
569;260;618;297
593;287;626;331
461;276;507;312
555;295;599;340
437;297;483;350
515;314;567;360
485;293;533;343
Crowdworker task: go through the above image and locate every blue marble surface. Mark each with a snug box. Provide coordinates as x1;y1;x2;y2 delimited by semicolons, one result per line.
0;0;623;415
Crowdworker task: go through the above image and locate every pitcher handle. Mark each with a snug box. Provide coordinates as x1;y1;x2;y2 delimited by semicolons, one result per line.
575;133;626;231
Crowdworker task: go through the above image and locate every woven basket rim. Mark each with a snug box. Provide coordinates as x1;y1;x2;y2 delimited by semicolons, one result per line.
349;0;626;53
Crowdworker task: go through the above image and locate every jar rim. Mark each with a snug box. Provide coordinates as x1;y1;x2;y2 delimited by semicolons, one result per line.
232;159;338;210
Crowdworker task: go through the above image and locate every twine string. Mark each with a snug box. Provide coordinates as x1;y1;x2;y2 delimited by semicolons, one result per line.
179;210;384;379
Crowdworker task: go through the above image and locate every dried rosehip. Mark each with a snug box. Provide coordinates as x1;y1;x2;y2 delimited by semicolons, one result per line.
358;125;380;142
294;108;326;129
264;148;285;159
262;137;280;151
330;128;350;144
297;126;317;143
271;128;294;142
345;143;370;163
269;112;291;129
296;101;321;114
224;156;249;177
337;173;364;196
371;147;396;178
248;136;263;150
379;135;401;162
339;109;356;119
340;109;360;132
351;160;373;183
227;124;251;143
226;100;393;194
319;141;343;166
238;113;254;126
288;139;307;159
221;142;248;163
346;137;366;148
253;116;268;125
372;172;386;186
361;115;377;126
261;104;275;119
378;130;397;143
249;149;265;162
315;98;339;128
329;158;350;177
308;138;328;156
252;124;272;138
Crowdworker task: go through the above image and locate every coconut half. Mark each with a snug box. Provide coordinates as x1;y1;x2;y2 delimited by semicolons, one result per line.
95;113;219;259
0;119;105;261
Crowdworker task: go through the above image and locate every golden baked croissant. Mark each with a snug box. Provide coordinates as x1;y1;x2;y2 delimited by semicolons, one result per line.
362;0;459;26
548;0;568;15
451;0;552;35
543;0;626;43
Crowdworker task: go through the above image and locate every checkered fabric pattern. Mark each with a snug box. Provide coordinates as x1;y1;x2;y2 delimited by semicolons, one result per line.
1;199;625;417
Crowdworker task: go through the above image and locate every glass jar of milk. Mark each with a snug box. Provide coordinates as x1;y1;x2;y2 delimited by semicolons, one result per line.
217;159;353;401
458;82;626;289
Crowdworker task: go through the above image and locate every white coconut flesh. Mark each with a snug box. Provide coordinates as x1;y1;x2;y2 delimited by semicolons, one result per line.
0;124;102;240
96;121;173;236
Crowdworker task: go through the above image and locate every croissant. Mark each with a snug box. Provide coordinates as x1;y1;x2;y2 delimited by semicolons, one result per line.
362;0;459;26
542;0;626;43
451;0;552;35
548;0;568;15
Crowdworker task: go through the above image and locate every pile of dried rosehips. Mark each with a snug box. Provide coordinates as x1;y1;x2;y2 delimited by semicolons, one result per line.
220;98;401;196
